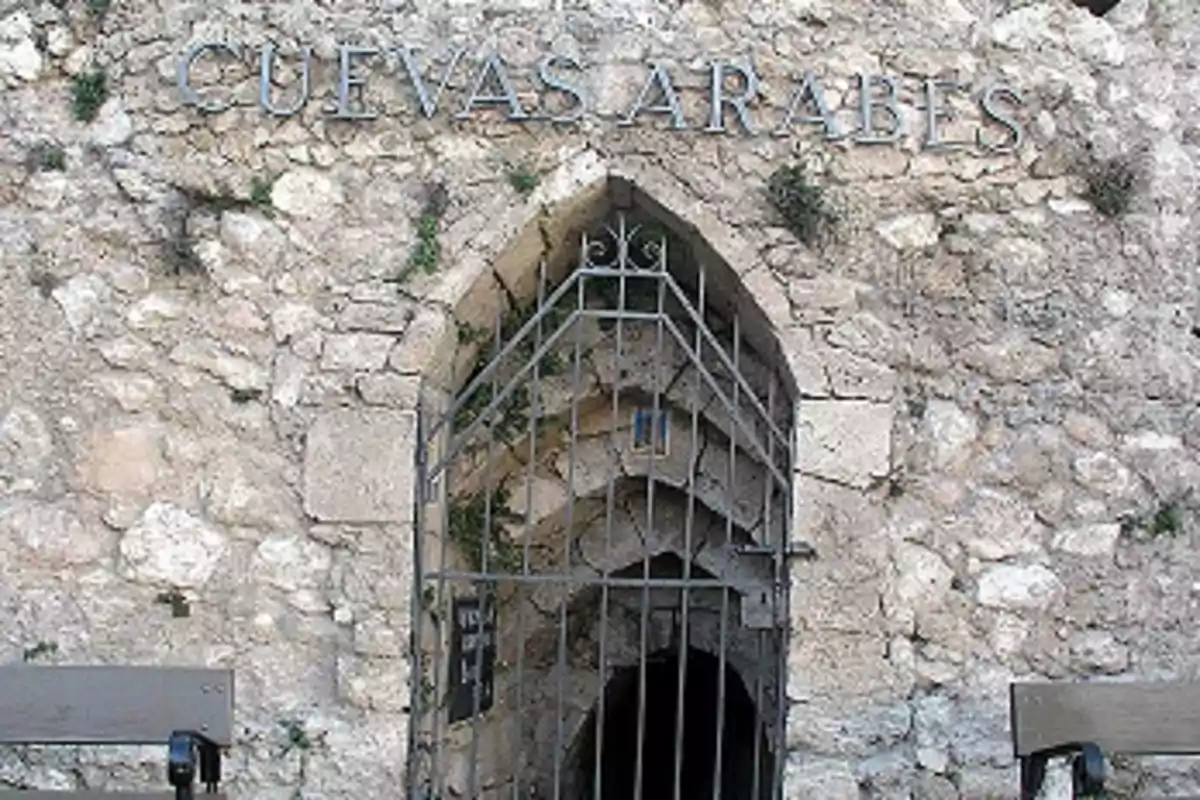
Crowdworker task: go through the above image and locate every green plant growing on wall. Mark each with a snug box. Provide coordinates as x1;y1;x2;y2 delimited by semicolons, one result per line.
766;163;836;246
1082;154;1138;218
1119;495;1189;540
401;184;450;281
447;484;525;574
33;144;66;172
1150;501;1184;537
249;176;275;214
71;68;108;122
507;166;539;197
279;719;319;753
22;641;58;662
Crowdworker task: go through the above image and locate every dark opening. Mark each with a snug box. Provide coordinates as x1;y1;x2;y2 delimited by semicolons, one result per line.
1072;0;1122;16
574;647;772;800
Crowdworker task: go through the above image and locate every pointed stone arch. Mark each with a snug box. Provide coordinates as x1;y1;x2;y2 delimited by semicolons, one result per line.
404;152;803;799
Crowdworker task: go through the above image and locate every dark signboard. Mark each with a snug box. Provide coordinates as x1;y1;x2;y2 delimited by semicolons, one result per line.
447;593;496;724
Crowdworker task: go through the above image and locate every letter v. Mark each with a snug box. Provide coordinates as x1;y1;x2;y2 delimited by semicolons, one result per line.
396;45;465;118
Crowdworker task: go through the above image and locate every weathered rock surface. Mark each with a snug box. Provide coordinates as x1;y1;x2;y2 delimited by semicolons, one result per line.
1;0;1197;796
117;503;228;588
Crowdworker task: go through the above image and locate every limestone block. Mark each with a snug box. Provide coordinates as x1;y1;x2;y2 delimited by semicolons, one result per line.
787;631;911;702
0;405;53;495
337;302;414;333
320;333;395;372
118;502;228;588
1065;11;1126;66
93;372;162;412
1068;629;1128;674
823;348;896;401
797;400;893;488
299;713;409;798
270;303;321;343
98;334;156;369
90;99;134;147
923;400;978;471
976;564;1063;611
876;213;938;250
221;211;286;269
890;542;955;616
780;327;830;398
1072;450;1134;498
79;425;163;500
783;757;860;800
991;4;1059;50
0;11;42;83
955;488;1044;561
252;535;332;593
272;168;344;219
272;352;308;408
336;654;410;712
787;277;864;323
965;333;1059;383
913;694;953;774
1;503;106;567
787;697;912;756
127;293;187;329
388;306;454;379
303;409;416;522
1051;522;1121;557
25;171;68;210
957;765;1024;799
356;373;421;408
169;340;270;392
826;312;898;363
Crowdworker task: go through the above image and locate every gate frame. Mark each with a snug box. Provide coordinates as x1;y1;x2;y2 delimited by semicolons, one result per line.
396;157;809;799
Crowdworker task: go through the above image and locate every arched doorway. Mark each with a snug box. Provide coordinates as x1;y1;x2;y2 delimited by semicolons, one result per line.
573;646;772;800
409;179;795;799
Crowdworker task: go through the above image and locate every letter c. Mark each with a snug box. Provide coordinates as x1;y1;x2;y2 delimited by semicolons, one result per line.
178;42;239;113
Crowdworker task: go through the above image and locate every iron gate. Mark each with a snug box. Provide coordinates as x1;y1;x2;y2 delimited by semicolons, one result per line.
409;209;795;800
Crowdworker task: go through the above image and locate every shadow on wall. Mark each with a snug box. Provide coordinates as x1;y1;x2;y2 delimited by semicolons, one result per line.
569;647;774;800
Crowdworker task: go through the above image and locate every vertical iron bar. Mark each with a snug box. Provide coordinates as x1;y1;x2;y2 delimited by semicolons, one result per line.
770;373;788;800
779;370;797;800
632;214;665;800
750;369;780;800
552;266;586;799
672;258;703;800
750;320;765;800
712;313;739;800
594;231;626;800
408;398;427;799
467;303;504;799
431;367;457;800
512;260;548;799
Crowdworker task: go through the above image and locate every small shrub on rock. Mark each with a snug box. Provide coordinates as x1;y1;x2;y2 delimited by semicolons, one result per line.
1082;154;1138;218
766;164;836;246
71;68;108;122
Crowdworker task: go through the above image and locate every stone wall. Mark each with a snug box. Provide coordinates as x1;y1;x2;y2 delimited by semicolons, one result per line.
1;0;1198;798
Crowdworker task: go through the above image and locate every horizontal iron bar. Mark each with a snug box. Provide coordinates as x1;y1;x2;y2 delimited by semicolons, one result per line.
423;570;771;592
729;542;819;559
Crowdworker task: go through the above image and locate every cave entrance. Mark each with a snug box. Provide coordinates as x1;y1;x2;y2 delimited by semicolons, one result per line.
576;647;772;800
408;187;796;799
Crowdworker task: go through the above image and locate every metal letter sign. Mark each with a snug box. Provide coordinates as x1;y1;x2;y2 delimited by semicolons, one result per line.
447;594;497;724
